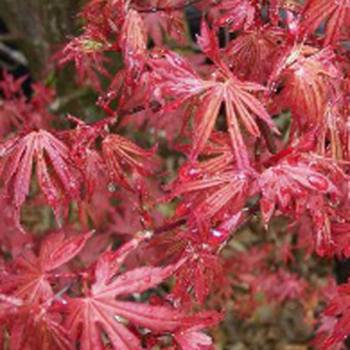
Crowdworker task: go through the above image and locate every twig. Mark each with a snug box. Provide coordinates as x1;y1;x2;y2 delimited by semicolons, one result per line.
0;33;21;42
136;0;207;13
0;42;27;66
50;88;89;112
154;218;187;234
256;118;278;155
114;101;162;127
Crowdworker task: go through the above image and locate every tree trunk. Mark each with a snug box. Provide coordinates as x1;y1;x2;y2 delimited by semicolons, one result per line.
0;0;85;78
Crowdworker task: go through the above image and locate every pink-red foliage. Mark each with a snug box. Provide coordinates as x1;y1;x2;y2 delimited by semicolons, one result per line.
0;0;350;349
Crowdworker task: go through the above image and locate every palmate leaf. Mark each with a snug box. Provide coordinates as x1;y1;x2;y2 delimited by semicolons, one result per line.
176;132;235;178
259;158;337;225
191;78;276;168
220;77;278;168
269;46;339;129
120;9;147;84
173;311;222;350
68;116;158;192
173;243;223;305
149;48;211;103
150;47;278;168
0;130;81;224
139;0;187;46
225;27;285;83
65;252;186;350
169;170;252;225
102;133;159;190
207;0;256;32
302;0;350;45
258;157;343;255
159;20;277;166
323;282;350;347
0;232;92;303
0;294;74;350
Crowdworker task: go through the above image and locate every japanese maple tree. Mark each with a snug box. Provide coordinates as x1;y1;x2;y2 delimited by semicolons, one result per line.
0;0;350;349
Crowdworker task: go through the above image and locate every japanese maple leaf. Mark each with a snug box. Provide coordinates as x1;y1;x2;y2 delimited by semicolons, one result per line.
66;115;113;199
0;72;52;136
149;48;212;106
139;0;186;45
0;232;92;303
173;245;222;305
168;167;254;225
150;46;277;167
319;95;348;160
81;0;127;38
213;77;278;168
322;282;350;347
176;132;235;175
120;9;148;84
159;222;242;305
259;157;342;255
102;133;159;190
313;315;343;350
67;116;158;192
0;294;74;350
225;27;285;83
60;0;125;89
170;311;222;350
259;158;338;225
268;46;339;129
0;130;81;223
330;221;350;258
302;0;350;45
206;0;256;32
65;250;186;350
57;32;111;90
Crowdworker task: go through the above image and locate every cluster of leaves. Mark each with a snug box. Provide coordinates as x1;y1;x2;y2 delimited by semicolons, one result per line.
0;0;350;349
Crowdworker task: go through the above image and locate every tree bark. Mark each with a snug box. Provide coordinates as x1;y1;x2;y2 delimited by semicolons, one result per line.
0;0;85;78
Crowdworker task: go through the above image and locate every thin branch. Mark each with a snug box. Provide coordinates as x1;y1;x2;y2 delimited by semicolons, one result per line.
0;33;21;42
256;118;278;155
114;101;162;127
50;88;89;112
0;42;27;66
136;0;207;13
154;218;187;234
119;104;147;117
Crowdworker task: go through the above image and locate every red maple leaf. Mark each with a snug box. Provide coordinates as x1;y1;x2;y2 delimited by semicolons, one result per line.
0;294;74;350
120;9;148;85
170;169;253;225
172;311;222;350
302;0;350;45
0;130;81;224
102;133;159;190
57;32;111;90
259;157;338;225
259;156;344;255
204;0;256;32
65;247;186;350
139;0;186;46
268;46;339;129
1;232;92;303
150;24;278;167
323;282;350;347
225;27;285;83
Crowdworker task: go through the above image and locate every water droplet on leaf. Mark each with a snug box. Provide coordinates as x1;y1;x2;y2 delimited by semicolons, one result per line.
307;175;329;191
